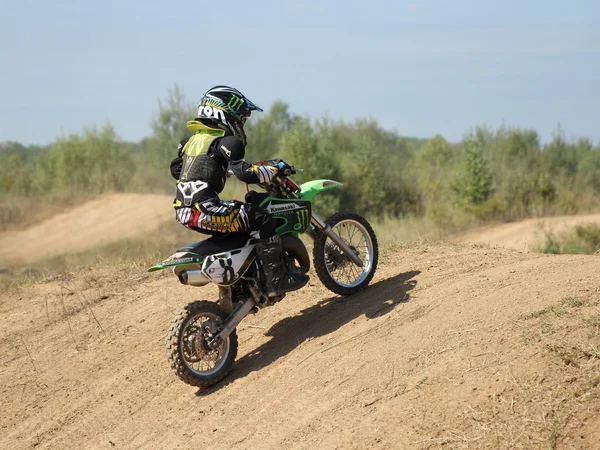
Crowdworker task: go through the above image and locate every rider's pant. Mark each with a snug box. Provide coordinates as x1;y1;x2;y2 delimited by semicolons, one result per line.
174;194;274;238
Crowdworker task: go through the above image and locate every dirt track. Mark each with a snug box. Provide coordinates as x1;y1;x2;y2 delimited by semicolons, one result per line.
1;197;600;449
0;194;174;266
453;213;600;252
2;244;600;449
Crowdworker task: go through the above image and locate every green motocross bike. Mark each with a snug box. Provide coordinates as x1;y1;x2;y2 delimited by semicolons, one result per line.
149;159;378;388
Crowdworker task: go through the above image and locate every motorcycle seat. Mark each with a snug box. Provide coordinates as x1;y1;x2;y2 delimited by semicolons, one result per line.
177;233;253;256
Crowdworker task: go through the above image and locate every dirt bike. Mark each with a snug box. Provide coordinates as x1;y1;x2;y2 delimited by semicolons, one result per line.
149;159;378;388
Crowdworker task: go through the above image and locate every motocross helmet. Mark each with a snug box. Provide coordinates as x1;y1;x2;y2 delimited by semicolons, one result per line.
195;85;263;146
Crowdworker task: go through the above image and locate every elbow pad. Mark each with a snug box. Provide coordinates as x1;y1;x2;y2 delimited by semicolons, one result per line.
170;157;183;179
218;136;245;162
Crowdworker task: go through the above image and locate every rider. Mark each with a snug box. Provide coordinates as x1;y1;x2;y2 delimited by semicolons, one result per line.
170;85;308;297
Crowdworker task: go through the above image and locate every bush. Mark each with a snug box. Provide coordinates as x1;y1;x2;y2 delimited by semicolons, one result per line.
536;224;600;255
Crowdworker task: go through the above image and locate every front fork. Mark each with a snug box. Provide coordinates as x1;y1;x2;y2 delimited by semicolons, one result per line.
308;212;364;268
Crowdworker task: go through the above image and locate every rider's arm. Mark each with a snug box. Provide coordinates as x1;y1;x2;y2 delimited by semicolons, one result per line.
217;136;278;184
170;158;182;180
232;160;278;184
170;137;189;180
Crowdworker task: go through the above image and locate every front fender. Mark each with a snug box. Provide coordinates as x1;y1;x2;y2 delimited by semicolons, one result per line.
299;179;343;201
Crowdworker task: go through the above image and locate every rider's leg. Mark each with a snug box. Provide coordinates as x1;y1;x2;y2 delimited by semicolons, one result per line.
175;196;250;234
176;196;309;297
246;203;309;297
254;235;309;297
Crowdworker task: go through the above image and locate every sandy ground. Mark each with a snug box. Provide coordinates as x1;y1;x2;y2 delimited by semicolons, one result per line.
1;245;599;449
0;194;174;266
1;197;600;449
453;213;600;252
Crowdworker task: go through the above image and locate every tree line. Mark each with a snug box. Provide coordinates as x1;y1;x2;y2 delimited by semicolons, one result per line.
2;85;600;231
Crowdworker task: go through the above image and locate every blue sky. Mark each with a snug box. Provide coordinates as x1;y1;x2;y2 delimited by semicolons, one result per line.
1;0;598;145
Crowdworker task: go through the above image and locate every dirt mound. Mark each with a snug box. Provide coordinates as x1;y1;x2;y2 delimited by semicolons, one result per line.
2;244;599;449
0;194;174;266
453;213;600;251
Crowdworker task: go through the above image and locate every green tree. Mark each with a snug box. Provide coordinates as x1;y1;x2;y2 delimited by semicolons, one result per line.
148;84;195;174
453;137;493;206
279;117;342;215
410;134;456;209
245;101;295;162
47;123;134;193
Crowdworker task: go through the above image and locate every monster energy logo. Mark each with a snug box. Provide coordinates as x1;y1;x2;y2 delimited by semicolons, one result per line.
295;208;310;230
228;94;244;111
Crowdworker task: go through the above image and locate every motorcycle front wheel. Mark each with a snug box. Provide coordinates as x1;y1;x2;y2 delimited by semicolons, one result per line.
313;211;379;296
166;301;237;388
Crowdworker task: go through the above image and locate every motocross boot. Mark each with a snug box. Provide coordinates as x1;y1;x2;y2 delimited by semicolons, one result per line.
255;235;309;297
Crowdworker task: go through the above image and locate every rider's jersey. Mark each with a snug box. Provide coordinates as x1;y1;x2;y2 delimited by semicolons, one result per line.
171;121;277;208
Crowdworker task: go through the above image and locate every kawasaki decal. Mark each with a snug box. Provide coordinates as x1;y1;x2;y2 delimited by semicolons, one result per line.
266;202;303;214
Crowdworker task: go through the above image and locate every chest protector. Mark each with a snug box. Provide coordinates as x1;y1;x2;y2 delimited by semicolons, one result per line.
179;129;227;192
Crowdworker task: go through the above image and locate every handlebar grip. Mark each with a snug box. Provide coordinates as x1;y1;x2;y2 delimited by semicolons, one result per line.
276;161;293;176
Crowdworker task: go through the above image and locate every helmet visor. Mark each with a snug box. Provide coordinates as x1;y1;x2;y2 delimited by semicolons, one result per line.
244;96;263;113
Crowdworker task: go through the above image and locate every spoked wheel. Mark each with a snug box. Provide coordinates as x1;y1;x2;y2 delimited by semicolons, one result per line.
313;211;379;296
166;301;237;388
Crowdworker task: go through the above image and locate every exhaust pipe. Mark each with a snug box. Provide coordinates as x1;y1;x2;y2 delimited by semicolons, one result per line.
177;269;210;286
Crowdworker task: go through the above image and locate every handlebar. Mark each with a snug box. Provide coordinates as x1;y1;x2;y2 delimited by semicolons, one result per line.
258;159;302;177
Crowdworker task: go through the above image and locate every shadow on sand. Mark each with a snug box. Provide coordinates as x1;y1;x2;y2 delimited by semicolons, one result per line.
196;270;420;396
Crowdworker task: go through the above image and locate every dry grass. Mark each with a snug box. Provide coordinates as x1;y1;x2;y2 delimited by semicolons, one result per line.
371;215;449;247
0;221;192;290
533;222;600;255
0;192;95;232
